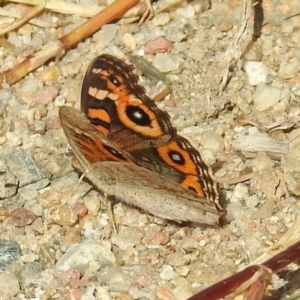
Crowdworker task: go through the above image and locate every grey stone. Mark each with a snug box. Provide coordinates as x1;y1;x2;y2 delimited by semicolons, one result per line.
0;239;21;267
4;148;46;187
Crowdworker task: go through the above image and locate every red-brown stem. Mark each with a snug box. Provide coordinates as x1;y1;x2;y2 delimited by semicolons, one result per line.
59;0;139;49
187;240;300;300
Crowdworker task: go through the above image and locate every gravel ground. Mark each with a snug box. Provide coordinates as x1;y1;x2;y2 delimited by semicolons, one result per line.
1;0;300;299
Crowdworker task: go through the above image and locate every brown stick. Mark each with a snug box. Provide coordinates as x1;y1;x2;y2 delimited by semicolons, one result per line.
1;0;139;85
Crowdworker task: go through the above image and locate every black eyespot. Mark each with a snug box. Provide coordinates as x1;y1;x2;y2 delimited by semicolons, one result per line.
103;144;126;161
126;105;151;126
169;150;185;165
109;74;121;86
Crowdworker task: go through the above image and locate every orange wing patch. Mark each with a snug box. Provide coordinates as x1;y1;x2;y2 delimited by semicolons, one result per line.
157;141;198;175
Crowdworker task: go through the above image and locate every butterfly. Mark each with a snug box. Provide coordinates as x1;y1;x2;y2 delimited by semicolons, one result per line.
59;54;223;225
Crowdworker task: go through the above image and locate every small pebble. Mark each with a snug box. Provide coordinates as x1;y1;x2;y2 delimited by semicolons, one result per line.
136;274;151;288
0;170;18;198
278;60;299;79
50;204;78;226
153;53;180;72
144;37;173;54
172;276;192;297
40;66;59;82
56;241;116;272
47;115;61;129
10;207;36;227
245;61;269;86
176;5;195;19
160;265;176;280
156;284;175;300
252;152;274;171
65;228;82;247
84;197;100;216
111;227;143;251
217;19;233;32
0;239;21;267
199;16;213;29
230;183;249;204
200;130;224;154
93;24;119;48
181;237;197;252
151;231;170;245
59;267;81;285
36;189;62;209
36;86;58;105
5;148;45;187
18;262;44;289
0;271;20;297
245;195;260;209
123;33;136;50
151;13;170;26
176;266;189;277
167;253;186;267
0;207;9;221
252;83;281;111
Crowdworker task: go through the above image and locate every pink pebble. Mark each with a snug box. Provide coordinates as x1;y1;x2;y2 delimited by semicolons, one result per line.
144;37;173;54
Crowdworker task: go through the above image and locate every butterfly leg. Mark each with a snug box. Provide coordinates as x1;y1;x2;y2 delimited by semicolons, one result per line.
103;193;118;234
138;0;154;25
74;173;86;191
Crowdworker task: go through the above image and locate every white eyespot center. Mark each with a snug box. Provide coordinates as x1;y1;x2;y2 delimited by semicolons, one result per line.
171;153;181;162
132;110;143;120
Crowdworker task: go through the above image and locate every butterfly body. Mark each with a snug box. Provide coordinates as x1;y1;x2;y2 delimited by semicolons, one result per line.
59;54;222;225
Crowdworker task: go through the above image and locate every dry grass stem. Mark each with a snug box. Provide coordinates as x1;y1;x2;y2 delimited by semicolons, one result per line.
7;0;106;17
218;0;252;93
1;0;140;85
0;1;45;35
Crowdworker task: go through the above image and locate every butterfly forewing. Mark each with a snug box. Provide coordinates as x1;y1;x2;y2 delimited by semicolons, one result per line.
80;54;220;205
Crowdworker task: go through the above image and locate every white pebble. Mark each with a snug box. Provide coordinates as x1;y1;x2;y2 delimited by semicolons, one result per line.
230;183;249;203
160;265;176;280
22;32;32;45
199;240;206;246
7;32;22;47
123;33;136;50
56;241;116;272
244;61;269;86
176;5;195;19
151;13;170;26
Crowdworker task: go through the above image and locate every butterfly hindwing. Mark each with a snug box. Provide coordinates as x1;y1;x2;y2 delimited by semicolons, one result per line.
59;105;221;225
